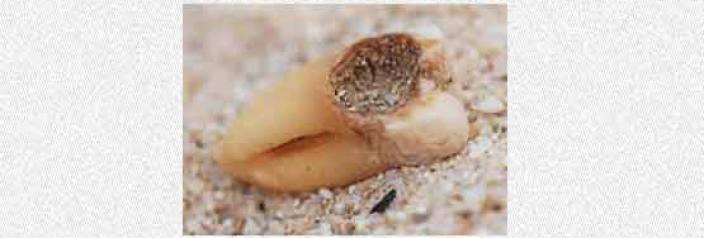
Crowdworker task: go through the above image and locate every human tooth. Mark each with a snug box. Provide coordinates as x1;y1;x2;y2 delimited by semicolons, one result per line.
216;33;469;192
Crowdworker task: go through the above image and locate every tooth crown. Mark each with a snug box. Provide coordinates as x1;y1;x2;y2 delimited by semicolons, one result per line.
329;33;422;116
328;33;466;167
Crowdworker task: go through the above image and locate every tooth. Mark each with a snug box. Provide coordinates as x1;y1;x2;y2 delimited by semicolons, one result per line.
216;33;469;192
215;57;383;192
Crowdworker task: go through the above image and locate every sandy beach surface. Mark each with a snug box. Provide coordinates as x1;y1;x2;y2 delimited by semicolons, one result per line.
183;5;506;235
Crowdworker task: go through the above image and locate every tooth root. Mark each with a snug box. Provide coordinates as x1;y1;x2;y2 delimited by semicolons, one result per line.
215;57;346;164
215;57;388;192
224;134;387;192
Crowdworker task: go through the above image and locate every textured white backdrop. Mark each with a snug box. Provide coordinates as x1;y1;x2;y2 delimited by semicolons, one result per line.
509;1;704;237
1;1;703;237
0;1;182;237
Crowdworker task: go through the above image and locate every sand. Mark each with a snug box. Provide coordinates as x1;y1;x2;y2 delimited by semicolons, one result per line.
183;5;506;235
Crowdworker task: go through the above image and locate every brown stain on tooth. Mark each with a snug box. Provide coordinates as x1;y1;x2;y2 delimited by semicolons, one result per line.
329;33;422;116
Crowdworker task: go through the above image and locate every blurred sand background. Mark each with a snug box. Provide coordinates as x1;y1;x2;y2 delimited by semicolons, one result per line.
184;5;506;235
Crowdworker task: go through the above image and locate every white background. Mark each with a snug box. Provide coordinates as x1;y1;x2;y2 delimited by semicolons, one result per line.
1;1;703;237
510;1;704;237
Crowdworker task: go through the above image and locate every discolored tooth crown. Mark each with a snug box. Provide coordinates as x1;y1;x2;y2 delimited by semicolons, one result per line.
329;33;423;116
328;33;467;166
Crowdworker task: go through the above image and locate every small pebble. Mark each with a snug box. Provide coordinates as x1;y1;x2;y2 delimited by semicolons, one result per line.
319;188;333;200
353;216;370;235
385;210;408;224
468;122;481;139
411;206;430;223
221;219;233;233
268;221;286;234
463;184;486;204
467;110;479;123
243;219;262;235
473;96;505;114
348;185;357;194
233;218;245;234
319;222;332;234
332;202;347;215
336;221;355;234
292;198;300;207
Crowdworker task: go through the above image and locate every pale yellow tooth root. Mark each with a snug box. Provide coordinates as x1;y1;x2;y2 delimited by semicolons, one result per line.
228;134;387;192
215;57;344;163
215;57;383;192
